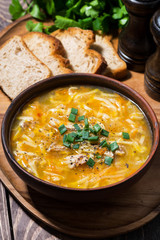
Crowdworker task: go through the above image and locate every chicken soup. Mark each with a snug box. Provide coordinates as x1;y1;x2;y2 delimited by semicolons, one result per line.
11;86;152;188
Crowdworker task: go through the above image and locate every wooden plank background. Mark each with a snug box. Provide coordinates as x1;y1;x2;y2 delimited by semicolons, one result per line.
1;0;160;239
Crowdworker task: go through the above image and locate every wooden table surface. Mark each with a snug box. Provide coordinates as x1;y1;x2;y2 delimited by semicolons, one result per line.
1;1;160;239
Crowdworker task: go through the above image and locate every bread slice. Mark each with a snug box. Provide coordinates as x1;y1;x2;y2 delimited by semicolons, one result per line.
0;35;51;99
91;33;127;79
23;32;73;76
51;27;107;74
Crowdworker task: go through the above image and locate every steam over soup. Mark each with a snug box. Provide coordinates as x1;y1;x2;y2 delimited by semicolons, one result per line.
11;86;152;189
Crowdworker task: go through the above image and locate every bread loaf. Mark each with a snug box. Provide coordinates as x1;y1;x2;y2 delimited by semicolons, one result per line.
0;35;51;99
23;32;73;76
51;27;107;74
91;33;127;79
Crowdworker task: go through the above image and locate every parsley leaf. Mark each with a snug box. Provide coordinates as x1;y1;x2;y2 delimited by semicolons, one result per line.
26;20;57;34
90;0;106;10
66;0;76;9
112;7;125;20
66;0;82;18
55;16;80;29
83;6;99;18
9;0;26;20
26;20;43;32
44;24;58;34
92;13;109;33
119;16;129;27
9;0;129;34
45;0;56;16
78;17;92;29
30;4;46;20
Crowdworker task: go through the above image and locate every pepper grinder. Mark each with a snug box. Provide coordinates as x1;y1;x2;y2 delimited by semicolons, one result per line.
118;0;160;72
144;9;160;100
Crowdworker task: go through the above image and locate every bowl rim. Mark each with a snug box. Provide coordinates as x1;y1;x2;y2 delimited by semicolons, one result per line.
1;73;159;192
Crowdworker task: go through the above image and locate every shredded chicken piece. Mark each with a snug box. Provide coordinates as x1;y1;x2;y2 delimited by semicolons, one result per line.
65;154;88;168
79;142;97;153
49;117;60;127
47;143;66;152
104;151;114;158
115;145;126;156
65;124;76;131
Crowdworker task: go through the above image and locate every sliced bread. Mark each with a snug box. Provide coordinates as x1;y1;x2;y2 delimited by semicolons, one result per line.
23;32;73;76
0;35;51;99
91;33;127;79
51;27;107;74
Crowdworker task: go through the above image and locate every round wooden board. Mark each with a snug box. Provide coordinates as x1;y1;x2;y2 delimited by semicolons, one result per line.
0;15;160;239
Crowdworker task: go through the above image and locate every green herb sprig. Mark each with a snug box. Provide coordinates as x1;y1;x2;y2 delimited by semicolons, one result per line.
9;0;129;34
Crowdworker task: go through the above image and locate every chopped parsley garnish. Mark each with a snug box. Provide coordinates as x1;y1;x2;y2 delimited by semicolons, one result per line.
106;143;111;150
99;140;105;146
78;115;85;121
63;142;71;148
110;141;119;152
66;133;75;143
75;138;83;142
88;136;99;141
99;140;106;147
82;130;89;140
59;124;67;135
63;134;67;143
73;144;80;149
74;123;81;131
100;140;108;148
99;140;110;149
96;153;102;159
77;131;83;137
70;132;78;138
89;127;95;134
104;156;113;166
68;113;76;122
84;118;89;129
101;129;109;137
59;108;121;167
71;108;78;115
93;123;101;133
122;132;130;139
87;158;95;168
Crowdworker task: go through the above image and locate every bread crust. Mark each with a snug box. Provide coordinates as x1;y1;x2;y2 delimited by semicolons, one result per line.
92;33;127;79
51;27;107;74
23;32;73;75
0;35;51;76
0;35;51;99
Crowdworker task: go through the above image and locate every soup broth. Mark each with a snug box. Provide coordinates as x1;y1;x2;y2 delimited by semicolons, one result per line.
11;86;152;188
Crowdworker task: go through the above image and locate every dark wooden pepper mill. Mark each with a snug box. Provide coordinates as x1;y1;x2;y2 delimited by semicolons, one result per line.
118;0;160;72
144;9;160;100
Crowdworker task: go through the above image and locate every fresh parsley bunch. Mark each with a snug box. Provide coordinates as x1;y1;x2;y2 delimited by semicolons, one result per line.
9;0;128;34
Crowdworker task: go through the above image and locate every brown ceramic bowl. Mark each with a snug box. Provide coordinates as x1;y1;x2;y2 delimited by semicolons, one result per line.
1;73;159;202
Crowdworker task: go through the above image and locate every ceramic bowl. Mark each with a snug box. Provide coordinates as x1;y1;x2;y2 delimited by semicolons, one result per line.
1;73;159;202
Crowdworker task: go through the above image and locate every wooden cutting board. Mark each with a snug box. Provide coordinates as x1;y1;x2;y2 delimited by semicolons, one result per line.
0;15;160;239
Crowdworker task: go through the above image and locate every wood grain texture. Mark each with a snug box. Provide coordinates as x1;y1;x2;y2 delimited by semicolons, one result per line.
0;0;12;30
0;183;11;240
9;196;59;240
1;1;160;239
